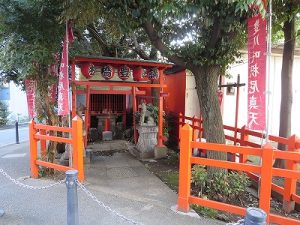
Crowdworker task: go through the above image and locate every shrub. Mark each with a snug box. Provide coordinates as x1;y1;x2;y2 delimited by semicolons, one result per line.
191;165;250;202
0;101;10;126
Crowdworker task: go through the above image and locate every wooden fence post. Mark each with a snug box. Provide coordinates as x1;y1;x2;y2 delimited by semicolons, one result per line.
29;120;39;178
39;129;47;159
259;143;274;221
178;113;183;143
72;116;85;182
283;135;298;213
192;116;199;141
239;125;249;163
177;124;193;212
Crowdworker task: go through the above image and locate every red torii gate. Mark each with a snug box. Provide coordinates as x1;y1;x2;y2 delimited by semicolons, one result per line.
70;56;172;146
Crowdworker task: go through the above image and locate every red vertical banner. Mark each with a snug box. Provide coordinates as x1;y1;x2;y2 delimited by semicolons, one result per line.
25;80;36;119
247;14;267;130
58;21;74;116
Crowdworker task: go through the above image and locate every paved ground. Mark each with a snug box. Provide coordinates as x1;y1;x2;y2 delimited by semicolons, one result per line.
0;125;29;148
0;141;224;225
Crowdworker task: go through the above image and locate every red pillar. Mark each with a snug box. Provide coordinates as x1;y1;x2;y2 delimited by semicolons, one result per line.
71;61;76;119
85;85;90;146
234;75;240;147
157;69;164;147
132;87;137;144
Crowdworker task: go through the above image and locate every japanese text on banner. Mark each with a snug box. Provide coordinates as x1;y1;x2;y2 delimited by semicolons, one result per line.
247;14;266;130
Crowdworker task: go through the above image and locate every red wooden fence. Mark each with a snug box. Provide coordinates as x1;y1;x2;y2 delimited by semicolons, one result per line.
29;116;84;182
177;123;300;225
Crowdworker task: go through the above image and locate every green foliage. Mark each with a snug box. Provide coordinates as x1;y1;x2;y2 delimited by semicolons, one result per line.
191;204;218;219
0;0;64;87
62;0;266;68
160;171;179;192
191;165;207;187
191;165;250;202
0;101;10;126
272;1;300;45
166;151;179;167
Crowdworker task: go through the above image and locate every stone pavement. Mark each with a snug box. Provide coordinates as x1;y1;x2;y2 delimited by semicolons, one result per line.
0;141;225;225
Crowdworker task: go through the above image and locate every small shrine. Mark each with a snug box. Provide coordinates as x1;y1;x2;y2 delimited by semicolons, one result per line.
70;56;172;155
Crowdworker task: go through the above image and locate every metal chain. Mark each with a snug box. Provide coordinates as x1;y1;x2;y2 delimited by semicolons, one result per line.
76;180;144;225
226;219;244;225
0;168;65;190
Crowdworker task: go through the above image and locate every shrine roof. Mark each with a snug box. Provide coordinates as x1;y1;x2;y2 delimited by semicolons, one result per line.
71;56;173;69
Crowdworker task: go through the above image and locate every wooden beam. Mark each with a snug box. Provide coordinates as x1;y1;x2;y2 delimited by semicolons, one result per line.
72;56;173;69
73;80;166;88
75;89;146;96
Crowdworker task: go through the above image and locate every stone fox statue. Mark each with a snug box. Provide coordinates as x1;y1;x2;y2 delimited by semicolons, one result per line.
138;101;155;126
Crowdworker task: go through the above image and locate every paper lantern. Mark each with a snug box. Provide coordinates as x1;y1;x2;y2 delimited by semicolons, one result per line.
101;65;114;80
80;63;95;78
118;65;130;80
132;66;147;81
147;68;159;80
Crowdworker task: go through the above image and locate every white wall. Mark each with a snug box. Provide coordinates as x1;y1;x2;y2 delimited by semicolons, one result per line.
185;71;201;118
224;53;300;137
8;81;28;119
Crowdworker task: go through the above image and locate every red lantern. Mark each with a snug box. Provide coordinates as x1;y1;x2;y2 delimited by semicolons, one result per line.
147;68;159;80
80;63;95;78
132;66;147;81
101;65;114;80
118;65;130;80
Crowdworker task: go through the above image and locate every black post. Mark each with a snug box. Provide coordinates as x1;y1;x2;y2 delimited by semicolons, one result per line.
15;121;19;144
0;209;4;217
66;170;79;225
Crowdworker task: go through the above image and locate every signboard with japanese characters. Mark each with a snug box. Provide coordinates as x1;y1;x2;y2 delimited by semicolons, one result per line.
118;65;130;80
247;14;266;130
25;80;36;119
101;65;114;80
58;21;73;116
147;68;159;80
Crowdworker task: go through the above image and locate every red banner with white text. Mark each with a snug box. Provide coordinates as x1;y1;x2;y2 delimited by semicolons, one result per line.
247;14;267;130
25;80;36;119
57;22;74;116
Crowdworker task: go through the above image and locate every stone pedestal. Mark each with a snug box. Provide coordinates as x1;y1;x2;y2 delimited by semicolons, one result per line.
136;125;158;159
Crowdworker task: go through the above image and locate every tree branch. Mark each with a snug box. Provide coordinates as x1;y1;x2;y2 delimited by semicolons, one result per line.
207;17;221;49
143;21;186;67
131;34;151;60
86;24;114;57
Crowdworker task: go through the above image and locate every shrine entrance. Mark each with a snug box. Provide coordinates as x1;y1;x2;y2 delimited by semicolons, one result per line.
70;56;172;147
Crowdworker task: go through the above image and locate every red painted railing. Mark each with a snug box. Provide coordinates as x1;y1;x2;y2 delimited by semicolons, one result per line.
29;116;84;182
177;123;300;225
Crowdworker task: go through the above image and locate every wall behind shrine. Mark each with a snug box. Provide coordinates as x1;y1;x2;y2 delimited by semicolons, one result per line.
223;50;300;137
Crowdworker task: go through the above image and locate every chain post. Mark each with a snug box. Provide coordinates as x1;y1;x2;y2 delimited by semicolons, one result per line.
244;207;267;225
66;170;79;225
0;209;4;217
15;121;20;144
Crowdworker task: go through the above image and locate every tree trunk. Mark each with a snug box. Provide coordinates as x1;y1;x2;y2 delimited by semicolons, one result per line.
274;17;295;168
191;65;227;174
35;86;59;164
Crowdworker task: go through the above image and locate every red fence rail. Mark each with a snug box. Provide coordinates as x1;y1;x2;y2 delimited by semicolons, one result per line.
177;124;300;225
178;114;300;213
29;116;84;182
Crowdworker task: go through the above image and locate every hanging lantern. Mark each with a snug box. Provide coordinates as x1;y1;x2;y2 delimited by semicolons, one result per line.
101;65;114;80
80;63;95;78
132;66;147;81
147;68;159;80
118;65;130;80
